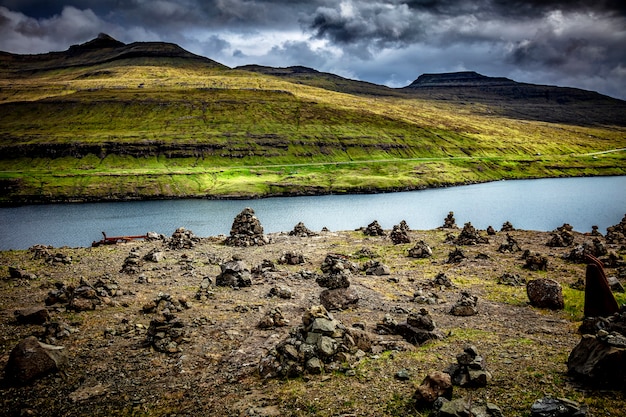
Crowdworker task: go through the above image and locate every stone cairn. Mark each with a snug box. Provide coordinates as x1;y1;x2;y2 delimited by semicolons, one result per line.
441;211;457;229
44;276;124;312
522;251;549;271
445;345;492;387
498;272;526;286
289;222;318;237
606;214;626;244
257;307;289;329
168;227;200;249
546;223;575;247
498;233;522;253
565;238;608;263
363;260;391;276
258;305;372;378
447;247;467;264
363;220;386;236
390;222;411;244
408;240;433;258
449;291;478;316
225;207;269;247
28;244;72;265
569;308;626;389
455;222;489;245
278;251;305;265
414;346;501;416
500;221;515;232
486;225;496;235
121;248;142;274
215;256;252;288
394;308;444;345
143;293;191;354
316;254;359;310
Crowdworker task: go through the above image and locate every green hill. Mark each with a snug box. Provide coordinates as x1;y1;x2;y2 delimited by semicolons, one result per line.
0;35;624;204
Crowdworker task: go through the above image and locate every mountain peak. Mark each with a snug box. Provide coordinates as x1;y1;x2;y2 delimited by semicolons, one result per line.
406;71;515;88
69;33;126;51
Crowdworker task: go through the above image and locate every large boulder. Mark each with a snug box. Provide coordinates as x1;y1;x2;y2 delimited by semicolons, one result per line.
567;332;626;388
527;279;564;310
4;336;68;385
319;288;359;311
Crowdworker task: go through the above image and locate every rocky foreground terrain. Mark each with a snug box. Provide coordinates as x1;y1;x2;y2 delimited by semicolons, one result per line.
1;209;625;416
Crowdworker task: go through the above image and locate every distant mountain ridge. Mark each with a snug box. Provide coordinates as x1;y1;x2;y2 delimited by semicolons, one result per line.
1;34;625;126
0;33;227;75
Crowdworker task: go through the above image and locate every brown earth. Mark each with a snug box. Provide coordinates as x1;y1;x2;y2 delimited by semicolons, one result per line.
0;224;625;416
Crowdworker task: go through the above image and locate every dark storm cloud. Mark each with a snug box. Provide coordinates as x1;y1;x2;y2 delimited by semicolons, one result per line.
0;0;624;99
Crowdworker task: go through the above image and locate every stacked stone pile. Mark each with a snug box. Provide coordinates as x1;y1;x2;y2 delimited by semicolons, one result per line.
216;257;252;288
258;305;372;378
455;222;488;245
121;249;142;274
498;272;526;286
289;222;318;237
500;221;515;232
390;223;411;244
395;308;444;345
194;277;214;301
143;293;191;353
363;260;391;276
441;211;457;229
449;291;478;316
522;251;549;271
257;307;289;329
566;238;608;263
445;345;492;387
447;247;467;263
606;214;626;243
45;278;110;312
316;254;359;310
278;251;305;265
168;227;200;249
363;220;386;236
546;223;575;247
408;240;433;258
498;233;522;253
225;207;269;246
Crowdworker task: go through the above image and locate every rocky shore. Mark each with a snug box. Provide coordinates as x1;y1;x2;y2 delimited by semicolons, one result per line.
1;210;625;416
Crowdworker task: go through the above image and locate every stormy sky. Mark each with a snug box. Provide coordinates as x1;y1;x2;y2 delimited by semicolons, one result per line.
1;1;625;99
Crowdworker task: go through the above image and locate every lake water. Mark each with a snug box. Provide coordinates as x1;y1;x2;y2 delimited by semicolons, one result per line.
1;176;624;250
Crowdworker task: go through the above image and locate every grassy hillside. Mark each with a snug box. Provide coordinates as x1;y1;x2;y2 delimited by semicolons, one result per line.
1;37;625;204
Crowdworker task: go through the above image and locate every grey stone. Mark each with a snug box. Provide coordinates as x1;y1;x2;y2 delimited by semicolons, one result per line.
530;396;587;417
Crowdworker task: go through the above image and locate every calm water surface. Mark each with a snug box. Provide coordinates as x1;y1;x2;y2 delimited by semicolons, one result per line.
1;176;624;250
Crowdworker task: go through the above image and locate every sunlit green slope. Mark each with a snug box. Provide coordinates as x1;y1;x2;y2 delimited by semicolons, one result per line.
0;35;624;203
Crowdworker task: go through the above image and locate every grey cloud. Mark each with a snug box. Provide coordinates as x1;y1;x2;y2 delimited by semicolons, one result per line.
306;2;422;49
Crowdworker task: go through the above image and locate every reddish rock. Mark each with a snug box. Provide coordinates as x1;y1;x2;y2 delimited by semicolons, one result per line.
584;255;619;318
413;371;453;408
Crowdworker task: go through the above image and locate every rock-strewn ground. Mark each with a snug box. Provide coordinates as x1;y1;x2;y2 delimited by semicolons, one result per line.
1;225;625;416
